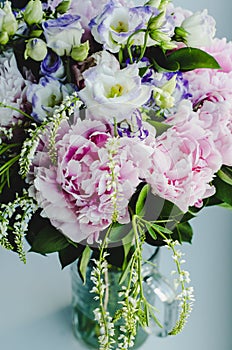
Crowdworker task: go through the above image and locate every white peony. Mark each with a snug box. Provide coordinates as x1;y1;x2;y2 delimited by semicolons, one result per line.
0;50;30;126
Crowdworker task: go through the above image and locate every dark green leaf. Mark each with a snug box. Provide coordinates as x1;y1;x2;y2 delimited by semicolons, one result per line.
135;184;150;215
78;246;91;284
109;222;132;243
217;166;232;186
29;226;70;254
151;223;173;235
139;66;149;77
147;120;171;136
146;224;157;240
172;222;193;244
219;203;232;210
166;47;221;71
59;244;85;269
152;57;180;72
213;177;232;206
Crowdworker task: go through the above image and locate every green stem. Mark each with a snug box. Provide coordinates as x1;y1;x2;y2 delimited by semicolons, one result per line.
0;103;34;121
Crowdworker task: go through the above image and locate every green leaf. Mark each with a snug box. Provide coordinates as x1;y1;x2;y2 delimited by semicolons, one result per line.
213;177;232;206
147;120;171;137
166;47;221;71
219;203;232;210
152;57;180;72
172;222;193;244
109;222;132;243
119;256;133;285
78;246;92;284
29;226;70;254
217;166;232;186
59;244;85;269
151;223;173;235
135;184;150;215
145;224;157;240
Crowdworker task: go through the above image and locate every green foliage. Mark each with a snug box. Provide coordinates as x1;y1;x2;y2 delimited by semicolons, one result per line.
59;244;85;269
150;47;220;73
78;245;92;284
166;47;221;71
217;166;232;186
146;119;171;136
29;225;70;254
213;176;232;206
135;183;150;215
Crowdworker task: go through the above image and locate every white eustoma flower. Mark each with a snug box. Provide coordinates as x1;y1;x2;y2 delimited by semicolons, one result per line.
42;14;84;56
78;52;152;122
90;1;159;53
181;9;216;47
27;76;73;122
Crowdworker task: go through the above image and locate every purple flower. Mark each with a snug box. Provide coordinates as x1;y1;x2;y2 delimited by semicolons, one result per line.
90;1;159;53
27;76;73;122
40;51;65;80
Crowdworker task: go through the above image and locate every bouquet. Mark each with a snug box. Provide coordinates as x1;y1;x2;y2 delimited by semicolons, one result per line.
0;0;232;349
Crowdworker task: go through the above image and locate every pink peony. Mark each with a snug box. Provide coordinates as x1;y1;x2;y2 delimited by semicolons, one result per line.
199;101;232;166
29;118;152;243
145;102;222;212
204;38;232;73
184;67;232;106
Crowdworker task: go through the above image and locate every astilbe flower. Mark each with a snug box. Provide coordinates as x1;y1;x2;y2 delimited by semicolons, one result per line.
28;118;152;243
0;50;31;126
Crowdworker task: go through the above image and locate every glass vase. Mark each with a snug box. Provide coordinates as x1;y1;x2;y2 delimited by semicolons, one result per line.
70;247;178;349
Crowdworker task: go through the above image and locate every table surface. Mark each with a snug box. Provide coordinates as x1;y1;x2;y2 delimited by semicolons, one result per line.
0;206;232;350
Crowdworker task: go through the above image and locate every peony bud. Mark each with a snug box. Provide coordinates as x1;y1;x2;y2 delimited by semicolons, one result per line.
71;41;89;61
25;38;47;61
24;0;43;26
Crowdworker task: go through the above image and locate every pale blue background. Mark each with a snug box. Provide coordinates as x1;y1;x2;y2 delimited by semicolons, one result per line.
0;1;232;349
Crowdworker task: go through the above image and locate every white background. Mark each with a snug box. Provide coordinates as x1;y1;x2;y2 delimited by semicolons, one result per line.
0;1;232;349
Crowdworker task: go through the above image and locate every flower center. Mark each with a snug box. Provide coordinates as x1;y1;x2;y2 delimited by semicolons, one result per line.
111;20;128;33
107;84;125;98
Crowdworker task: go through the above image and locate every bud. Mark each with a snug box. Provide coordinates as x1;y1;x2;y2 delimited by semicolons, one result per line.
24;0;43;26
153;75;176;109
2;1;18;36
0;31;9;45
56;0;71;14
145;0;161;7
25;38;47;61
148;12;165;31
71;41;89;61
173;26;188;43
